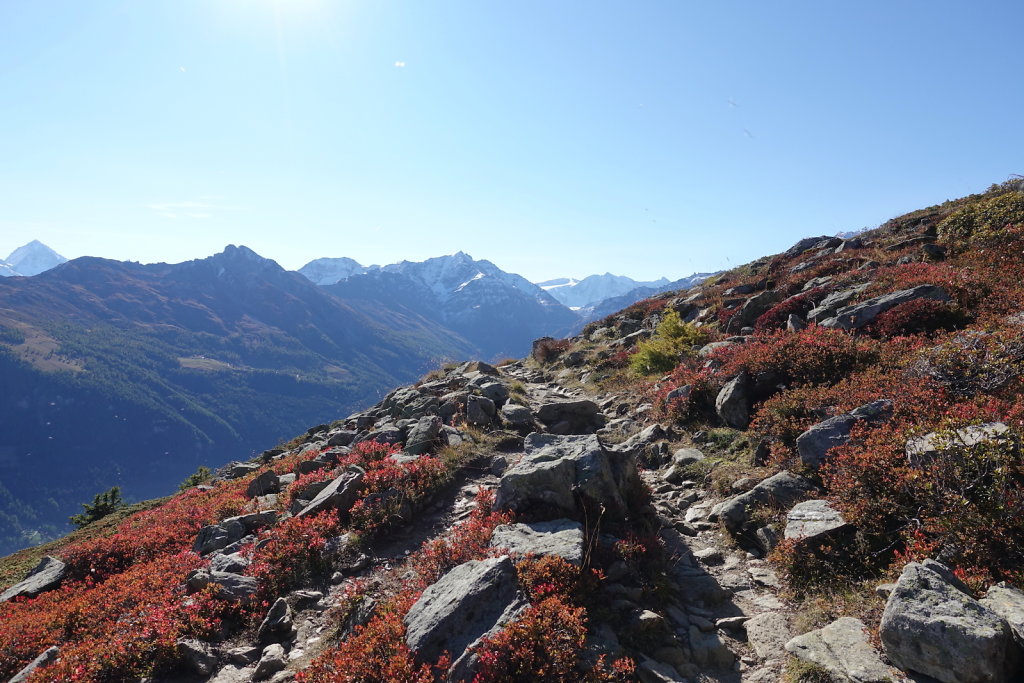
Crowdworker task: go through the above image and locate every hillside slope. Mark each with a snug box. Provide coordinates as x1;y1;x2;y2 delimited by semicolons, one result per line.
3;181;1024;682
0;245;476;554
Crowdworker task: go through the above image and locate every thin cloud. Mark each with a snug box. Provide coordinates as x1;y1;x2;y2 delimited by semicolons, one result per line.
145;201;230;220
394;61;406;67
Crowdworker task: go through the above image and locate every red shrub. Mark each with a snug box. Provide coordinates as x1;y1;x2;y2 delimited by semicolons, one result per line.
716;326;880;389
0;552;225;681
753;288;825;332
864;298;968;338
473;596;588;682
60;483;248;582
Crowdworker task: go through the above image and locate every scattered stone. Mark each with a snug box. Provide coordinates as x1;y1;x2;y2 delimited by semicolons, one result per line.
981;583;1024;645
786;617;896;683
177;638;218;676
227;645;262;665
8;645;60;683
745;611;793;660
797;400;893;469
785;499;850;542
489;519;585;565
880;560;1020;683
247;470;281;498
186;569;259;602
404;415;442;455
716;616;749;630
0;556;67;603
404;556;526;681
716;371;751;429
327;429;357;447
535;399;604;434
295;469;364;518
210;551;250;574
252;644;287;681
787;313;807;331
257;597;294;645
193;521;243;556
714;471;814;534
500;403;534;428
820;285;951;330
466;395;496;426
494;433;642;520
637;656;688;682
905;422;1012;467
689;626;735;668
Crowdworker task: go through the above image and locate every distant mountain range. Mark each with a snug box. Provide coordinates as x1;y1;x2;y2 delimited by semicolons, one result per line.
0;240;710;554
298;253;714;340
316;252;579;360
0;245;476;554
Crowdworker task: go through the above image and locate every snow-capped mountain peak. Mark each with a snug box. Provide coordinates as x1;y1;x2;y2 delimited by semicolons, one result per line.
297;257;369;285
2;240;68;277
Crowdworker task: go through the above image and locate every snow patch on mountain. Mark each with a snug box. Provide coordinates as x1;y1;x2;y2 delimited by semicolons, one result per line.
537;272;672;309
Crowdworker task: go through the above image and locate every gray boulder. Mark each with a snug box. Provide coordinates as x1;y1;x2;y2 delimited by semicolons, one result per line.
466;395;496;426
210;551;250;574
500;403;534;428
807;284;871;322
715;372;751;429
187;569;259;602
495;433;642;520
252;643;287;681
257;597;294;645
295;469;364;518
8;645;60;683
225;509;279;534
327;429;357;447
536;399;604;434
981;583;1024;646
797;400;893;469
729;289;783;331
247;470;281;498
472;379;510;406
177;638;218;676
820;285;950;330
905;422;1012;467
405;415;442;455
880;560;1021;682
698;340;736;357
785;499;849;542
745;611;793;659
404;556;526;680
193;519;246;555
489;519;585;565
0;556;67;603
785;617;895;682
714;470;813;534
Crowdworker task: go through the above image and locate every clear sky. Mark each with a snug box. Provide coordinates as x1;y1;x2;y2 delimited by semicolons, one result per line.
2;1;1022;282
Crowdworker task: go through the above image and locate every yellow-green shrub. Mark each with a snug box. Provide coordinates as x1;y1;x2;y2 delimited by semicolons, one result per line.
629;310;710;375
938;191;1024;247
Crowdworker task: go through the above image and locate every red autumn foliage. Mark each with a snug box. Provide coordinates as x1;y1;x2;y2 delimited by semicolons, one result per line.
715;326;881;389
0;552;225;681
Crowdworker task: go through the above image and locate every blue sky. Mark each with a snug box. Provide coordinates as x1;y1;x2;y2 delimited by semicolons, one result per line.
1;1;1022;282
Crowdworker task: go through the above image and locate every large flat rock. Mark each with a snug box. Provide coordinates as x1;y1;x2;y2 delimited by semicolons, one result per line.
489;519;585;565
